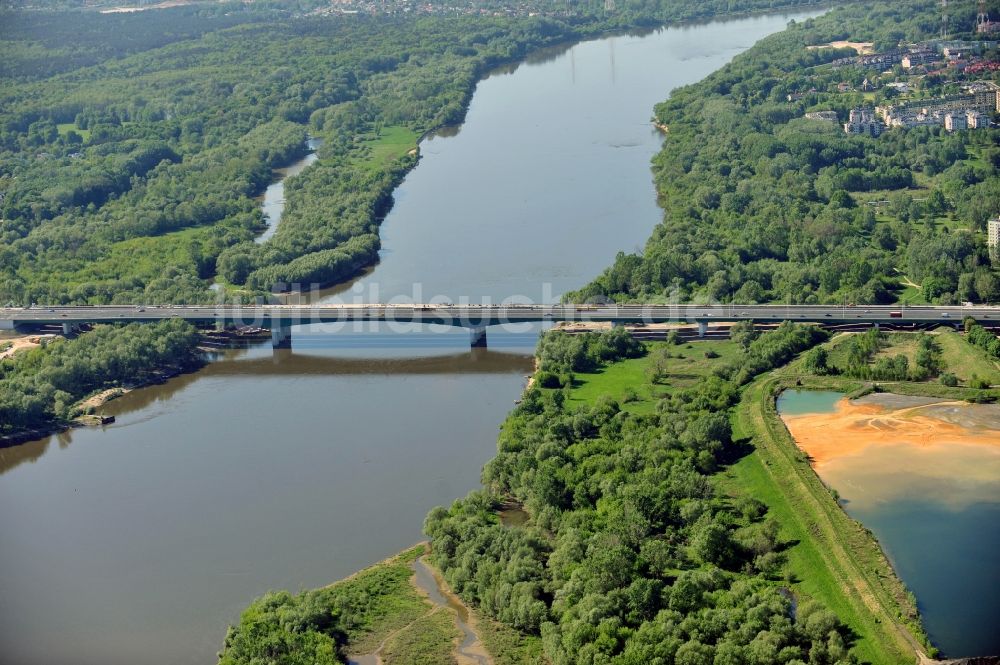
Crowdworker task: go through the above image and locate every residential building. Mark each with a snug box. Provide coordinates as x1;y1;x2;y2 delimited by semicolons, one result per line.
989;217;1000;263
967;110;988;129
902;50;937;68
854;48;906;71
945;112;968;131
844;107;883;137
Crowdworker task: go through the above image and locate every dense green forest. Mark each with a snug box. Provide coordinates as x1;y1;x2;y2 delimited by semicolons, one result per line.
0;0;837;306
0;319;202;434
570;0;1000;307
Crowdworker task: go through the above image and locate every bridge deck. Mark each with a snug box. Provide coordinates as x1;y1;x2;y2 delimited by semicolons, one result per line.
2;304;997;328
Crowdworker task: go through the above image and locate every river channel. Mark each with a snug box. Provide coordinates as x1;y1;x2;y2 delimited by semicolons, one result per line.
0;12;819;665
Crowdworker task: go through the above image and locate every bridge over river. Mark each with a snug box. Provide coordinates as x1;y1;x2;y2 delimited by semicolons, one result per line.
3;304;997;348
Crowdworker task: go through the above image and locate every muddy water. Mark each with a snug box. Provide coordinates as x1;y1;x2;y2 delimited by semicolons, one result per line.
498;505;530;528
779;392;1000;657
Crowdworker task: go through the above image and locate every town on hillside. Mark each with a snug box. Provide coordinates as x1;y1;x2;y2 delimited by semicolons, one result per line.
795;3;1000;138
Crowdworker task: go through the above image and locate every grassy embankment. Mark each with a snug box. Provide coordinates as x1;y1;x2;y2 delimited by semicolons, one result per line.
321;545;455;662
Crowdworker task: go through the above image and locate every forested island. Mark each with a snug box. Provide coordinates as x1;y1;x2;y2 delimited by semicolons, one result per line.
0;0;830;307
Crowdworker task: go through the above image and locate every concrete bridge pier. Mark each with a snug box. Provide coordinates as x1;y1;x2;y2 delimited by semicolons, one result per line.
62;322;80;335
697;321;708;338
469;326;488;348
271;323;292;349
0;319;15;330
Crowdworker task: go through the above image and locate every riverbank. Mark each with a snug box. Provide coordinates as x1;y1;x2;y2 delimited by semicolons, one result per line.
219;541;538;665
0;362;197;448
0;321;205;448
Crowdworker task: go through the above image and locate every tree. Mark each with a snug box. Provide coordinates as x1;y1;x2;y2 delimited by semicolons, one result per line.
803;347;830;375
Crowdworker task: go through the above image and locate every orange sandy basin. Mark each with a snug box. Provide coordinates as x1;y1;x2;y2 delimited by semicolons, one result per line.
782;398;1000;468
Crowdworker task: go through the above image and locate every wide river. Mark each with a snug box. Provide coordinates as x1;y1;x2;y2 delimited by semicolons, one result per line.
0;12;819;665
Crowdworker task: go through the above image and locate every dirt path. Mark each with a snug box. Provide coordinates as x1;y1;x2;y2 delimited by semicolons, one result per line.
0;334;56;360
348;606;443;665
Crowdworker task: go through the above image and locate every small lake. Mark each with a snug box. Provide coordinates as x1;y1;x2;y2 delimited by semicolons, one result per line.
775;389;844;416
778;390;1000;658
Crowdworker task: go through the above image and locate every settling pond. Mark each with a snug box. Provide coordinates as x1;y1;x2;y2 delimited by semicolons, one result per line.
778;390;1000;658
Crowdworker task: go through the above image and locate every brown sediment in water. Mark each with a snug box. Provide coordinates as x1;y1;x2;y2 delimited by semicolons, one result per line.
783;398;1000;469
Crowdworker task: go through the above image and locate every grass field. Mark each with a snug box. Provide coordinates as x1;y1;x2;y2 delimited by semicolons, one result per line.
565;340;739;413
56;122;91;141
325;543;545;664
871;332;921;364
353;125;419;171
935;327;1000;385
328;545;432;655
378;607;458;665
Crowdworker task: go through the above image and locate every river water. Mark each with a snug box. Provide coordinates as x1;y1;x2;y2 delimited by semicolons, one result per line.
256;137;321;244
0;12;818;665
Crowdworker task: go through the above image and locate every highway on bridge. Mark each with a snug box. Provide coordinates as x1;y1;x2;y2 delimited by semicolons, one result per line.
1;303;997;328
4;303;997;348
